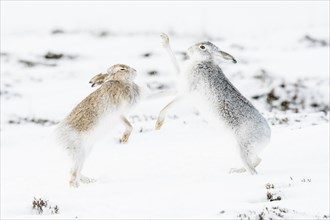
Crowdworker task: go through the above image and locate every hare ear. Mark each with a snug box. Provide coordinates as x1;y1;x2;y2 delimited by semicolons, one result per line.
89;73;111;87
104;73;113;81
89;73;102;84
219;50;237;63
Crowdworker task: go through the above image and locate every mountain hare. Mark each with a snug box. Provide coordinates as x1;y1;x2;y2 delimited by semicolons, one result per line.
56;64;140;187
156;33;271;175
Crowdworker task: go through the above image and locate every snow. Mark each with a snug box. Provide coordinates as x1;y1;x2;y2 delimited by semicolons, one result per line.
1;1;329;219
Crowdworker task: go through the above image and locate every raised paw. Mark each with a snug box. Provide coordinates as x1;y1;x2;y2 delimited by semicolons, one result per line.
155;118;164;130
80;175;96;184
120;132;131;143
160;33;169;47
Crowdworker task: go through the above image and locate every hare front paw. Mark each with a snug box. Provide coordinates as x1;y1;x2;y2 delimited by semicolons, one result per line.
120;132;131;143
160;33;169;47
155;118;164;130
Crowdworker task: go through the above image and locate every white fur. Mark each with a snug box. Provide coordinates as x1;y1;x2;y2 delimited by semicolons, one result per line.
56;104;135;187
157;34;271;175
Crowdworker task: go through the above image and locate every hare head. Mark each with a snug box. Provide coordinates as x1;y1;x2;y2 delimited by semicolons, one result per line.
90;64;137;87
187;41;237;64
107;64;137;82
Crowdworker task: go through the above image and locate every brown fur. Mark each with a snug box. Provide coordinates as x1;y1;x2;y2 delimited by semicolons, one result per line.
108;64;130;73
65;80;140;132
89;73;109;87
89;64;136;87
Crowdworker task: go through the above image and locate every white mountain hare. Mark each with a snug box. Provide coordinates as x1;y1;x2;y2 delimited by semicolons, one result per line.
56;64;140;187
156;33;271;175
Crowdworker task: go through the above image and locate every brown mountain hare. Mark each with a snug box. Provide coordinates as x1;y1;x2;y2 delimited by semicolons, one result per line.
56;64;140;187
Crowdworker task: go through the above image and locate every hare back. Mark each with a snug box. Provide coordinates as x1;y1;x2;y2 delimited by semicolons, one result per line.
65;80;140;132
187;61;271;141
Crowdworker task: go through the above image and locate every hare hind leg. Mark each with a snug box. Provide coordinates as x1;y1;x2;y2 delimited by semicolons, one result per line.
69;146;94;187
229;144;260;175
239;147;258;175
120;116;133;143
69;160;83;188
70;160;95;187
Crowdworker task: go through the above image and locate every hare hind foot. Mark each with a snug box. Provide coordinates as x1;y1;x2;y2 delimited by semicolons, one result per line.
69;179;80;188
229;167;257;175
80;175;96;184
229;157;262;175
229;167;246;174
69;175;95;187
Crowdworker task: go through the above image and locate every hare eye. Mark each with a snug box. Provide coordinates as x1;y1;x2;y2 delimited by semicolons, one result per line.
200;45;206;50
121;68;125;70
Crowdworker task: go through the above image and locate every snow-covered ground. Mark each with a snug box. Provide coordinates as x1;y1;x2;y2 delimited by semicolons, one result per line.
1;1;329;219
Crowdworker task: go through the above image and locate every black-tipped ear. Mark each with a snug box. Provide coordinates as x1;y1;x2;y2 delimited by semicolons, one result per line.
91;83;95;87
220;50;237;64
